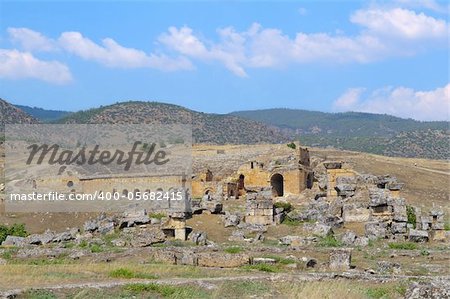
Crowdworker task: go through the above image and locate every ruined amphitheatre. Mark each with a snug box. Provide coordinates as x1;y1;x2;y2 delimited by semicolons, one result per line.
0;140;449;298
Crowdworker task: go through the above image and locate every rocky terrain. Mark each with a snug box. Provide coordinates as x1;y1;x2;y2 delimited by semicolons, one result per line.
0;143;448;298
0;99;38;134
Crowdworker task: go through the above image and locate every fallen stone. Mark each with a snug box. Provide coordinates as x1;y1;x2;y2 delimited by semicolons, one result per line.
353;236;369;247
202;201;223;214
119;209;150;228
340;231;357;246
377;261;401;274
224;214;240;227
280;235;304;247
197;252;250;268
405;281;450;299
252;257;276;265
342;203;371;222
1;236;26;247
27;230;55;245
176;250;198;266
304;223;333;238
391;222;407;234
228;230;245;242
129;229;166;247
408;229;429;243
369;188;389;207
365;221;387;240
189;231;207;245
329;249;352;271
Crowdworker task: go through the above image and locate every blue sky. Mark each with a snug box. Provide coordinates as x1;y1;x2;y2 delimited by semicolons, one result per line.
0;0;448;121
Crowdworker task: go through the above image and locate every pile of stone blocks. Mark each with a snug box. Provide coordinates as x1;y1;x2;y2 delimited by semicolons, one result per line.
410;207;446;242
245;199;273;225
245;189;274;225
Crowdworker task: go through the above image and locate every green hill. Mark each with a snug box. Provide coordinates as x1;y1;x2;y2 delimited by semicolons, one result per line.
57;101;287;144
231;109;449;159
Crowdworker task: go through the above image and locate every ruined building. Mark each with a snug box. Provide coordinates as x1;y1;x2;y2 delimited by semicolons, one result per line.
192;146;314;199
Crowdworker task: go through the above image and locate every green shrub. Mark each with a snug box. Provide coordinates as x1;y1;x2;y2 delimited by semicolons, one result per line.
388;242;417;250
406;205;416;228
1;248;18;260
242;264;280;273
0;223;28;243
224;246;242;254
273;202;293;212
124;283;206;297
149;212;166;220
420;249;430;256
281;218;302;226
262;254;296;265
316;235;343;247
90;244;103;253
78;240;88;248
22;289;56;299
444;222;450;231
366;287;390;299
287;142;296;149
125;283;176;296
109;268;158;279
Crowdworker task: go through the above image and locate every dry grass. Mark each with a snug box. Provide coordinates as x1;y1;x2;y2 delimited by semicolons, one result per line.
0;262;245;290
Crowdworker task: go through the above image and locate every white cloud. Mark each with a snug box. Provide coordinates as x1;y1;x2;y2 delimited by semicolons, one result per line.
333;84;450;121
158;6;448;76
159;26;247;76
394;0;449;13
334;88;366;108
8;27;57;52
3;5;449;78
351;7;448;39
58;31;192;71
0;49;72;84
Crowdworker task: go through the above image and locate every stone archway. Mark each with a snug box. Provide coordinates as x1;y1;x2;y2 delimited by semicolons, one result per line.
271;173;284;197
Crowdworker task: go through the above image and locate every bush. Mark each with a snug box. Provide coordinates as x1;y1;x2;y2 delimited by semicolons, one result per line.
444;222;450;231
262;254;296;265
316;235;342;247
109;268;158;279
273;202;292;212
287;142;296;149
406;205;416;228
148;212;166;220
242;264;280;273
366;287;390;299
90;244;103;253
388;242;417;250
0;223;28;243
281;218;302;226
124;283;206;297
224;246;242;254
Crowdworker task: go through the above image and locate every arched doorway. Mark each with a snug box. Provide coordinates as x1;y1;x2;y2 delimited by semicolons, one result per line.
271;173;284;197
238;174;245;190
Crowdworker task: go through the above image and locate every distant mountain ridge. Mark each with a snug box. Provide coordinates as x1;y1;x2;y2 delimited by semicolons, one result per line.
56;101;287;144
3;100;449;159
14;105;71;122
231;108;449;159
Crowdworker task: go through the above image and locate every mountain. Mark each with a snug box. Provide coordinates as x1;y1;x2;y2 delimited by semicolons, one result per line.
231;109;450;159
57;101;287;144
14;105;71;122
0;99;39;141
